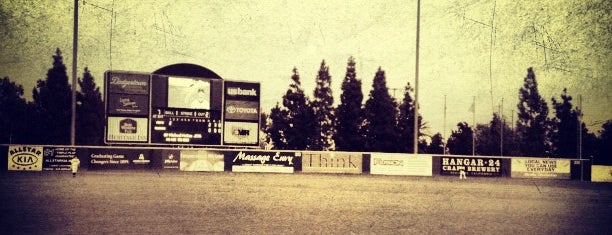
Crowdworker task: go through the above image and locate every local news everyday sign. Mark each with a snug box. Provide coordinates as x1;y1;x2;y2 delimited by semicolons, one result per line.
511;158;570;179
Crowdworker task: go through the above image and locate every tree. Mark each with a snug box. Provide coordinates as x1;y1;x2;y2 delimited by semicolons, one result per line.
549;88;580;158
516;67;550;157
31;48;72;144
447;122;474;155
265;103;289;150
594;120;612;165
363;67;398;152
397;82;426;153
334;56;365;151
282;68;316;150
76;67;104;145
311;60;335;150
0;77;28;143
426;133;445;154
475;113;515;156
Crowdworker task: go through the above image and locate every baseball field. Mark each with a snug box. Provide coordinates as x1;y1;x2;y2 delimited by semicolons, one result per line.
1;171;610;234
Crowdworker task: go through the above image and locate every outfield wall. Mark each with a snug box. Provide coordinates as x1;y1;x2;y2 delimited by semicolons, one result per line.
1;145;594;181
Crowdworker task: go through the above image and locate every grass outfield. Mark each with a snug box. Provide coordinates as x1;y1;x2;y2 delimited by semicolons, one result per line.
1;171;611;234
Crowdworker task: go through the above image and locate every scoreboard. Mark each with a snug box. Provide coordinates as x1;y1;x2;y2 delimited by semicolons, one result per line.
104;70;260;146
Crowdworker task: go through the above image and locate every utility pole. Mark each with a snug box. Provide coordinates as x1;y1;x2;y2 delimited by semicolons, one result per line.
443;95;447;155
71;0;78;146
472;96;476;156
500;98;504;156
413;0;421;154
579;95;583;181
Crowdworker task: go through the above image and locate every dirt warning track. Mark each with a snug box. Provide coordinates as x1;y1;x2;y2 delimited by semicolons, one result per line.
1;171;610;234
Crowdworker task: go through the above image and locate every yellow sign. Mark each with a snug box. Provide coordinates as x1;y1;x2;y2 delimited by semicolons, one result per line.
8;145;43;171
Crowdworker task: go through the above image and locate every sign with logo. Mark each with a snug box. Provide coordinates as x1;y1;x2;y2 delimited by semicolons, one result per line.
8;145;43;171
88;149;151;170
107;72;150;95
302;152;362;174
229;151;295;173
161;150;180;170
511;158;570;179
224;81;260;101
370;153;432;176
108;94;149;115
224;100;259;121
180;150;224;172
107;117;148;142
223;122;258;145
440;156;502;177
42;147;76;171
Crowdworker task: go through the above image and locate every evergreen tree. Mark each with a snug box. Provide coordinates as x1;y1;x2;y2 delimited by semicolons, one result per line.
397;82;425;153
266;103;289;150
363;67;398;152
475;113;514;156
76;67;105;145
426;133;445;154
32;48;72;144
516;67;550;157
334;56;365;151
550;88;580;158
447;122;473;155
0;77;28;144
595;120;612;165
282;68;316;150
311;60;335;150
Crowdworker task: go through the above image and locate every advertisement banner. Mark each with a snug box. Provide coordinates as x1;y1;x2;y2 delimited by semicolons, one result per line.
511;158;570;179
224;81;260;101
107;117;149;142
179;150;224;172
88;149;151;170
229;150;295;173
440;156;502;177
150;107;222;145
223;121;259;145
107;72;150;95
107;94;149;116
8;145;43;171
302;152;362;174
42;147;76;171
370;153;432;176
224;100;259;121
591;165;612;182
160;150;180;170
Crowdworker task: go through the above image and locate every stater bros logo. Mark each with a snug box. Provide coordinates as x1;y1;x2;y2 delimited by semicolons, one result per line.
227;87;257;96
119;97;138;108
226;105;258;114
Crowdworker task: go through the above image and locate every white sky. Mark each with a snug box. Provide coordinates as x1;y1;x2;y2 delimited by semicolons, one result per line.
1;0;610;139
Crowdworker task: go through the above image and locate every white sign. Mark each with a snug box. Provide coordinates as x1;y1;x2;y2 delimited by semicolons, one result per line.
8;145;43;171
107;117;148;142
370;153;432;176
511;158;570;179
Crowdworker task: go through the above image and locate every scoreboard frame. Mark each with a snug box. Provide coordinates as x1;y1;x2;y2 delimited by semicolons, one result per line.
104;70;260;147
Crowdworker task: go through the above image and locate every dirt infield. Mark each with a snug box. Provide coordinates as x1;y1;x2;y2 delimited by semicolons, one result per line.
1;171;611;234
